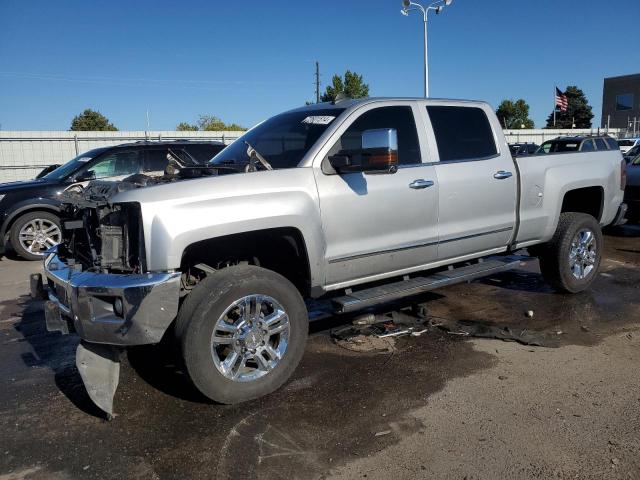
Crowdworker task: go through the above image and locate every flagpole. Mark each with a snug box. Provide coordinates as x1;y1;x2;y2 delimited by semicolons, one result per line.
553;86;556;127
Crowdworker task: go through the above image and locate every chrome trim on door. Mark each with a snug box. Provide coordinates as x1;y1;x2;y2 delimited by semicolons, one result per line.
409;179;435;189
328;226;513;264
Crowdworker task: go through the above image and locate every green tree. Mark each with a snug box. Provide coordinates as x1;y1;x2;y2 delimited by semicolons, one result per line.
545;86;594;129
197;115;246;131
320;70;369;102
176;122;199;131
496;99;535;129
70;109;117;131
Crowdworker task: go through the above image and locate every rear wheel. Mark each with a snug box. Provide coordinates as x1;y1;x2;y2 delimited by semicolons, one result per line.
10;211;61;261
175;265;308;404
537;212;603;293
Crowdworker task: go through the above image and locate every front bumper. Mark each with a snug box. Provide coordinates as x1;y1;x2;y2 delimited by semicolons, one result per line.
33;247;181;346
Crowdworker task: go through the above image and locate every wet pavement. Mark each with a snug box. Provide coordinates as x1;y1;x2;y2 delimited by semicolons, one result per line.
0;226;639;480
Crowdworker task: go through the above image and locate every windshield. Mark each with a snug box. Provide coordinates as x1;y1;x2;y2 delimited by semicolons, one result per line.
209;109;345;170
43;147;109;180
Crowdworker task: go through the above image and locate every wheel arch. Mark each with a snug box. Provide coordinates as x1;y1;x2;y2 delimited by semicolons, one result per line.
180;227;313;298
2;202;61;240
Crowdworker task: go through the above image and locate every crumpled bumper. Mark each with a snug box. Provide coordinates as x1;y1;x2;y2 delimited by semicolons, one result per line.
34;247;181;346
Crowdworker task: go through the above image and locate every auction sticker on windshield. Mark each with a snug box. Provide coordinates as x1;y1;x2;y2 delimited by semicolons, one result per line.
301;116;336;125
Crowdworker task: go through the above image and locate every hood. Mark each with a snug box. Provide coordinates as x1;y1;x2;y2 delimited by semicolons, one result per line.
0;178;59;194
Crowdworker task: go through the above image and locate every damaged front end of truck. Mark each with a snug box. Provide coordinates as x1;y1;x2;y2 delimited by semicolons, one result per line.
31;180;181;418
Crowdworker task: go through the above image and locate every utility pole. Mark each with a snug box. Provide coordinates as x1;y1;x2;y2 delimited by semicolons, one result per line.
315;61;320;103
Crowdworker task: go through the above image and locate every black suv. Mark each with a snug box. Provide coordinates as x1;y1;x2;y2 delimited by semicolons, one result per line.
0;140;225;260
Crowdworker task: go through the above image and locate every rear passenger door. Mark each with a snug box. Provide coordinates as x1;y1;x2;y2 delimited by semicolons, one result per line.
425;105;518;261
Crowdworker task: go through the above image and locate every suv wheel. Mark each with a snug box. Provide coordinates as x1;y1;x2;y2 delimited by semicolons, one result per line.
175;265;308;404
538;212;603;293
10;211;61;261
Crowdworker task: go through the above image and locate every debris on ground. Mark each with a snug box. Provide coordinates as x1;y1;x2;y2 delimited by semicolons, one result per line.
429;317;558;347
331;311;428;352
374;430;392;437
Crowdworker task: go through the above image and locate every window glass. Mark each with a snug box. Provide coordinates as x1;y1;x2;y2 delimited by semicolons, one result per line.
82;150;142;179
527;144;538;154
616;93;634;111
211;108;344;170
606;138;619;150
580;139;595;152
427;106;497;161
145;150;171;172
185;144;226;163
594;138;608;150
329;106;421;165
632;154;640;166
617;139;634;147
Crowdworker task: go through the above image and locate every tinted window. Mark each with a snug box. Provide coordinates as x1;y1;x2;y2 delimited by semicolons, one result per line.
580;140;595;152
594;138;608;150
185;144;226;163
617;139;635;147
427;106;497;161
80;150;142;179
145;149;170;172
329;106;421;165
606;138;619;150
527;144;538;154
211;109;344;170
616;93;634;111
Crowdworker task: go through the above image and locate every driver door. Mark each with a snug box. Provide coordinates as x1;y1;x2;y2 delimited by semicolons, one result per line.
314;104;439;289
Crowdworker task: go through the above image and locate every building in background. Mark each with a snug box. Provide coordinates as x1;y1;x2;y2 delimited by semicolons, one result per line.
601;73;640;133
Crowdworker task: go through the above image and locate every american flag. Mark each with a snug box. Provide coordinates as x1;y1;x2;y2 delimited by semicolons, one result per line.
555;87;568;111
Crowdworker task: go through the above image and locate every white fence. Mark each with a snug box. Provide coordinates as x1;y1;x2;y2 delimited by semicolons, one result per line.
0;131;244;182
0;128;627;183
503;128;624;145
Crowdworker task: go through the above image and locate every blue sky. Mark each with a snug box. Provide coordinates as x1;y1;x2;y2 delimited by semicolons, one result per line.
1;0;638;131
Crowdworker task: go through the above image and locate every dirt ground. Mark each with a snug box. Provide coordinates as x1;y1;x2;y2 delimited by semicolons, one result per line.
0;226;638;480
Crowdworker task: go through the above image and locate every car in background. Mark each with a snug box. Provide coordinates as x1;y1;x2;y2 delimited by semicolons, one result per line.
623;144;640;164
536;135;619;154
0;140;226;260
616;138;640;155
509;143;539;157
625;152;640;223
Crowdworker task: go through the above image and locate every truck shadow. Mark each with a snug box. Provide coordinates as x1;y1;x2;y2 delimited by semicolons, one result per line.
7;295;105;418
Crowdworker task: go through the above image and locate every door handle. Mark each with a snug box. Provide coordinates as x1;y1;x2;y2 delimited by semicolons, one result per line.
409;179;435;189
494;170;513;180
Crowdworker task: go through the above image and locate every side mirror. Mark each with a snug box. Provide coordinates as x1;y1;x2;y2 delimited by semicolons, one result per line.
328;128;399;174
75;170;96;182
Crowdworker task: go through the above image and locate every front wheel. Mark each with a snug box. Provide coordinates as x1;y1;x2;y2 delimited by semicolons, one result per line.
538;212;603;293
10;211;62;261
175;265;308;404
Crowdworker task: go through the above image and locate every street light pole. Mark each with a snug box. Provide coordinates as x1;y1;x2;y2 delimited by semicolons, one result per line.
401;0;453;98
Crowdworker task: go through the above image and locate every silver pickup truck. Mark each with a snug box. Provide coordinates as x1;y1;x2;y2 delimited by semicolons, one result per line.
32;97;627;416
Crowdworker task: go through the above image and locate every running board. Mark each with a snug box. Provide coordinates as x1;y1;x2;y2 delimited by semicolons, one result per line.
332;256;529;314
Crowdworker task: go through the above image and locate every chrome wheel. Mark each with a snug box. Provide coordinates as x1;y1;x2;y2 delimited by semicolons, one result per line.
569;228;597;279
18;218;61;256
211;294;290;382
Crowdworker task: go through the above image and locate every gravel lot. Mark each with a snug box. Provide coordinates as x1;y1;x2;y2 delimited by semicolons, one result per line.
0;226;638;480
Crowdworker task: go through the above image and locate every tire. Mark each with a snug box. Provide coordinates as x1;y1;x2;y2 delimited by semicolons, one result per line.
10;211;62;261
175;265;308;404
537;212;603;293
